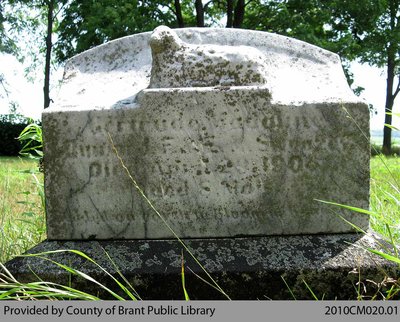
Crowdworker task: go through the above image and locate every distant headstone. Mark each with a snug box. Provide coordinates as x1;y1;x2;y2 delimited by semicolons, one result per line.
43;26;369;240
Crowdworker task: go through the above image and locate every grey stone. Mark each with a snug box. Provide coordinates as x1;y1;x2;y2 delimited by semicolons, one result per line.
5;232;398;300
43;27;370;240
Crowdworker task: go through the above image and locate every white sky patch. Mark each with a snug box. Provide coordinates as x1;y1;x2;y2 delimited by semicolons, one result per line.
350;61;399;131
0;53;63;120
0;53;43;119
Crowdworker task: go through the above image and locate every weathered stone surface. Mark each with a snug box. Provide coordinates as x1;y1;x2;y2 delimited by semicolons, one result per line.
149;26;268;87
43;27;369;240
5;233;398;300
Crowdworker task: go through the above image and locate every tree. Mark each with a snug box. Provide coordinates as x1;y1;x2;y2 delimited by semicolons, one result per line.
43;0;54;109
195;0;205;26
173;0;185;27
327;0;400;155
0;0;65;110
0;2;17;55
0;1;27;105
377;0;400;155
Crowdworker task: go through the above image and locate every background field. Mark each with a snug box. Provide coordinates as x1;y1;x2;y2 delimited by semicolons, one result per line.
0;157;45;263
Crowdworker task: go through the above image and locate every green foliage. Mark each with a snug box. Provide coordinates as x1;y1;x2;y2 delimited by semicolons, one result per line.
1;0;44;59
323;0;385;61
243;1;333;49
0;115;38;156
0;1;18;55
242;0;397;65
17;123;43;160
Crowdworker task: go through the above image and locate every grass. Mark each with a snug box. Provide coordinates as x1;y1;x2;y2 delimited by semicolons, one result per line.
0;156;45;264
371;143;400;156
370;155;400;243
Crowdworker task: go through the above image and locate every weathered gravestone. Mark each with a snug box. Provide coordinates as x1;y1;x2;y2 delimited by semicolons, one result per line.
6;27;398;299
43;26;369;240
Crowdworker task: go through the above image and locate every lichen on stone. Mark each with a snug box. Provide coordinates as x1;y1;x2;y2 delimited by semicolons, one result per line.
148;26;268;88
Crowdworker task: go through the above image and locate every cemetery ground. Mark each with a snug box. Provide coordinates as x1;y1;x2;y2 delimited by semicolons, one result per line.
0;153;399;299
0;157;45;264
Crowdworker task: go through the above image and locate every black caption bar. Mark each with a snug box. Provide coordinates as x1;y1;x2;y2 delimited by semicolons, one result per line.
1;301;400;322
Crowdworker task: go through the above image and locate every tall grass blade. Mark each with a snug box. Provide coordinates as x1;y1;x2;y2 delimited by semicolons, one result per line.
107;132;231;300
0;282;100;300
186;267;223;294
281;275;296;300
21;249;138;300
362;248;400;265
386;224;399;258
314;199;375;216
302;279;319;301
316;199;398;255
384;124;400;131
181;251;190;301
101;246;141;300
0;261;100;300
25;255;125;300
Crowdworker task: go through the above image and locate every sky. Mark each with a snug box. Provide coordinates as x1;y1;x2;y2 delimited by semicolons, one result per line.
0;52;398;132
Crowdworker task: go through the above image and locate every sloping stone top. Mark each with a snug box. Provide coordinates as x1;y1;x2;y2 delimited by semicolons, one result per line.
53;26;359;111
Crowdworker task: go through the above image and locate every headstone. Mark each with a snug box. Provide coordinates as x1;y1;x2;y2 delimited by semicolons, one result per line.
43;26;369;240
7;26;396;301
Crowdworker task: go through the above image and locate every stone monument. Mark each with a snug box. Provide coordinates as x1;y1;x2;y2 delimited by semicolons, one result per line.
43;26;369;240
5;26;397;299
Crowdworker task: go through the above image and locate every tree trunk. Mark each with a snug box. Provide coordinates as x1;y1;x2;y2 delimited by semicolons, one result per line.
382;0;398;155
233;0;245;28
174;0;184;28
44;0;54;109
382;53;395;155
195;0;204;27
226;0;234;28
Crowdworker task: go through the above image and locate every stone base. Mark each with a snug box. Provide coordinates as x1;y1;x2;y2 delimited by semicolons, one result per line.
4;232;399;300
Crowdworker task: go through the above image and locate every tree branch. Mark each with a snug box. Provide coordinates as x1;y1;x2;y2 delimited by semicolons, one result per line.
163;3;177;16
203;0;213;11
244;0;255;8
54;1;70;19
0;73;10;98
393;74;400;100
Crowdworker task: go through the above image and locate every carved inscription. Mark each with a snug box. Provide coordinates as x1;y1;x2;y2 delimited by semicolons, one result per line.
89;161;115;178
62;101;348;203
134;105;340;200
